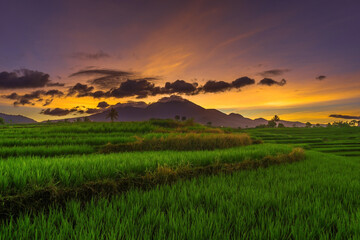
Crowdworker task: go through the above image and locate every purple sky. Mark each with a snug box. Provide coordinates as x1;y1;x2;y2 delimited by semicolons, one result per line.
0;0;359;122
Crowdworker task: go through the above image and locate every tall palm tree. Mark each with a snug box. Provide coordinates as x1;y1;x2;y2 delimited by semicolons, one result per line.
106;108;118;122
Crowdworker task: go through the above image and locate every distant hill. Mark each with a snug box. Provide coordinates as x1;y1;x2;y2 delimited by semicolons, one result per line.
86;96;306;128
0;113;37;124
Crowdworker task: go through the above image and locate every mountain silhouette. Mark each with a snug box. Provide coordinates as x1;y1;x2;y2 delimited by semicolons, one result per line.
0;113;36;124
87;96;306;128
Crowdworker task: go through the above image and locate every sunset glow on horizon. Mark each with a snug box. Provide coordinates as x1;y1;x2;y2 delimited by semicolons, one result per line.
0;0;359;123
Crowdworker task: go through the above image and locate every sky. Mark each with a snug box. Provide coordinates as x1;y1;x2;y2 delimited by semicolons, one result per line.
0;0;359;123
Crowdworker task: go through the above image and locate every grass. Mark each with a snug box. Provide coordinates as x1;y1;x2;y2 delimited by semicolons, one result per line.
99;133;254;153
0;148;304;223
245;127;360;157
1;151;359;239
0;144;291;195
0;122;359;239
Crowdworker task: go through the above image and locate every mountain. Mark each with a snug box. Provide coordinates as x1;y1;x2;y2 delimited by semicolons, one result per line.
0;113;37;124
87;96;306;128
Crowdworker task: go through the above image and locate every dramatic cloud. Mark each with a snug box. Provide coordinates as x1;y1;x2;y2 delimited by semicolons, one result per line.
0;69;58;89
109;79;162;99
164;80;198;94
43;99;53;106
329;114;360;120
97;101;109;108
40;108;78;116
3;89;64;106
158;95;188;103
258;78;287;86
85;108;102;114
46;82;65;87
200;80;232;93
231;77;255;88
69;69;135;89
113;101;148;108
66;76;257;100
316;75;327;81
71;50;110;60
258;69;290;77
67;83;94;97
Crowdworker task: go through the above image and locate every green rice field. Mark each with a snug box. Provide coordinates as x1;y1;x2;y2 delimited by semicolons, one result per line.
0;121;359;239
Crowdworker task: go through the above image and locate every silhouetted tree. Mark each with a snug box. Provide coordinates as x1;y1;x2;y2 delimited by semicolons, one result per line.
175;115;180;121
181;116;187;121
0;117;4;125
267;120;276;128
83;117;91;122
349;120;357;127
272;115;280;122
278;123;285;128
305;122;312;128
206;121;212;126
106;108;118;122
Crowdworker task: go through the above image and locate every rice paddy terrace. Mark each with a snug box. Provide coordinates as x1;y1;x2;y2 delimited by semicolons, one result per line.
246;127;360;157
0;121;359;239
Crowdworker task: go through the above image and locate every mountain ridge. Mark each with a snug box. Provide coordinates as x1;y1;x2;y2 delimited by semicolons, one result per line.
86;96;306;128
0;113;37;124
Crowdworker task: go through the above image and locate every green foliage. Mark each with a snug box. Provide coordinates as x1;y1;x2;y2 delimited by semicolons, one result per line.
277;123;285;128
0;117;4;125
305;122;312;128
0;144;292;195
106;108;118;122
99;133;253;153
83;117;91;122
267;120;276;128
245;127;360;157
1;151;359;239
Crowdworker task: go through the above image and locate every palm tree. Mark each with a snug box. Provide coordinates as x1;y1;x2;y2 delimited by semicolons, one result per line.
106;108;118;122
272;115;280;122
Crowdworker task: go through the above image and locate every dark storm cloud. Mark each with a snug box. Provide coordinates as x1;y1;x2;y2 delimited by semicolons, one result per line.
316;75;327;81
71;50;111;60
258;69;290;77
40;107;78;116
69;69;135;89
3;89;64;106
231;77;255;88
164;80;198;94
258;78;287;86
329;114;360;120
97;101;109;108
200;80;232;93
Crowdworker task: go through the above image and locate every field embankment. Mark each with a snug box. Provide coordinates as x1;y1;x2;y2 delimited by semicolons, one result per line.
1;151;358;239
